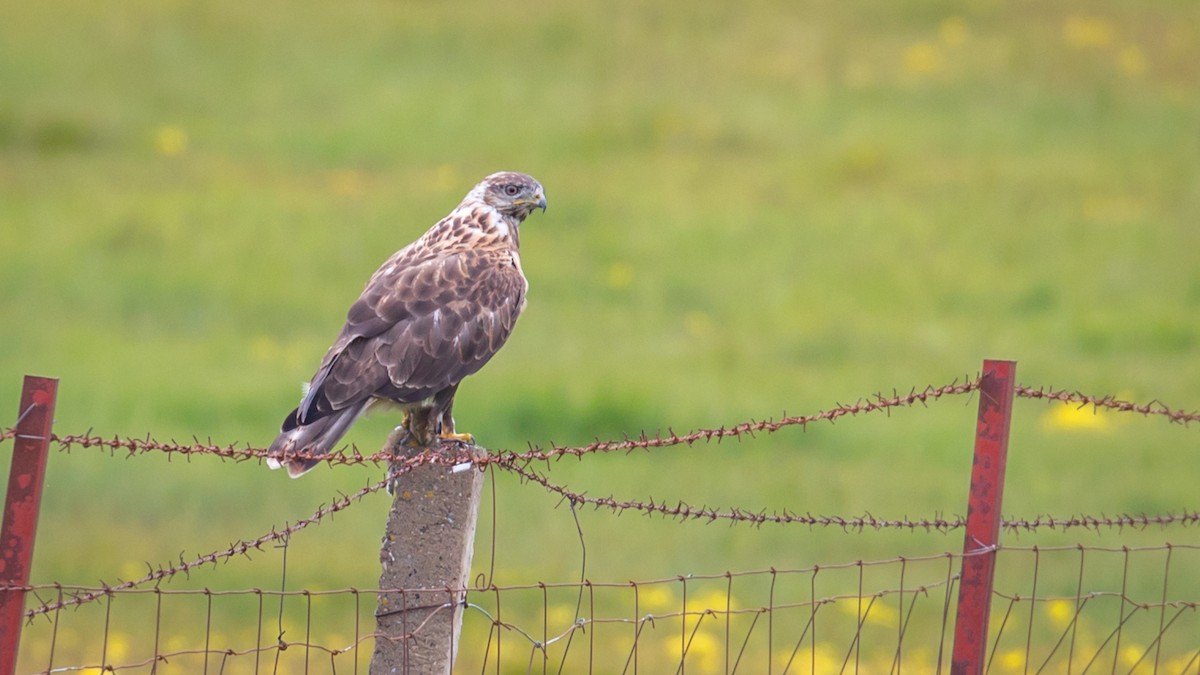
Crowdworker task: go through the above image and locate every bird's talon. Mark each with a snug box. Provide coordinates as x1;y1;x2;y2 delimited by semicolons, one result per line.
439;431;475;444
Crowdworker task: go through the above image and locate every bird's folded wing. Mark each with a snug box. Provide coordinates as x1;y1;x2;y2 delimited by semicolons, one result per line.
296;249;525;423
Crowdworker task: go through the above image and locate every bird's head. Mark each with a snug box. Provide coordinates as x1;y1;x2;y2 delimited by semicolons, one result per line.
469;171;547;222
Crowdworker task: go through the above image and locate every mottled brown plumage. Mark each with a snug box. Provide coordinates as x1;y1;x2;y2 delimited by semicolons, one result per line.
267;172;546;477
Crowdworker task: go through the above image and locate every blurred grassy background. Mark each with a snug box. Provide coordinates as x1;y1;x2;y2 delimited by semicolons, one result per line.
2;0;1199;670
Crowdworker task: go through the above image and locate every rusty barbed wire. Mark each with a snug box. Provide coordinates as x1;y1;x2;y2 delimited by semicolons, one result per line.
498;461;1200;534
0;379;981;468
43;430;340;465
3;380;1196;472
498;460;967;531
500;378;984;463
1014;385;1200;425
1001;512;1200;532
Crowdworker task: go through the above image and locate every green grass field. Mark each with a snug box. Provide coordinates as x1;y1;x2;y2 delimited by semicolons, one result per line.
3;0;1199;671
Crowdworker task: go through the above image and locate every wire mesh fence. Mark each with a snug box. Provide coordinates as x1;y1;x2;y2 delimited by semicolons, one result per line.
2;375;1198;673
8;544;1200;673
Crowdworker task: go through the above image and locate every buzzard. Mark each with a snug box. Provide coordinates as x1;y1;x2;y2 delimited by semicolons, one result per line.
267;171;547;477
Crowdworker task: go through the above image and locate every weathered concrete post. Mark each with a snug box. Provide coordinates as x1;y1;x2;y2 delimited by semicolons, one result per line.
369;429;486;675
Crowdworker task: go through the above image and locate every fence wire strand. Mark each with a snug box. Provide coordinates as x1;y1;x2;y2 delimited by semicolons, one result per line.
499;460;1200;534
4;379;1196;474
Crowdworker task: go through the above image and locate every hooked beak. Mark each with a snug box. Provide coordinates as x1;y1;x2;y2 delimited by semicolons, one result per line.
511;191;547;215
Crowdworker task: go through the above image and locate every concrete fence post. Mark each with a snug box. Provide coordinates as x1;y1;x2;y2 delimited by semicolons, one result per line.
369;429;486;674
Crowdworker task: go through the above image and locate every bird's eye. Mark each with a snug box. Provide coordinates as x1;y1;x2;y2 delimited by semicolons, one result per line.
503;185;520;197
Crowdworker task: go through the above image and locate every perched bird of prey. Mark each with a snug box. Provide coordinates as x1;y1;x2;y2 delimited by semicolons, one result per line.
267;171;546;477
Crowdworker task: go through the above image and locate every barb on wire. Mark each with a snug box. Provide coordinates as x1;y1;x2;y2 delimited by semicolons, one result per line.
1001;512;1200;532
1014;385;1200;425
45;431;343;465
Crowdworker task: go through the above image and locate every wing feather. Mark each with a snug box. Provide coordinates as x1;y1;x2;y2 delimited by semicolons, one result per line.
296;243;525;424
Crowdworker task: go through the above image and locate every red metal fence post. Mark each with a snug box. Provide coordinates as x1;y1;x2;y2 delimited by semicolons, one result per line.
950;359;1016;675
0;376;58;675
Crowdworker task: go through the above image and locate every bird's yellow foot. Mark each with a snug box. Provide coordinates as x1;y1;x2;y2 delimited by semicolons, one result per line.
439;430;475;444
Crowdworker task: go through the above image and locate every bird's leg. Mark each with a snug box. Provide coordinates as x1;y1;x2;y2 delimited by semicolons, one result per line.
384;410;423;495
387;410;422;450
402;407;437;448
438;410;474;444
433;384;474;444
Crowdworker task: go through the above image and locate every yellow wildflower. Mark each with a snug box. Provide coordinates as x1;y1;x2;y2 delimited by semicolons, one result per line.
606;261;634;289
839;596;900;628
1046;599;1074;628
1041;401;1111;432
1120;644;1147;668
250;334;279;363
903;42;943;75
998;648;1024;672
546;603;576;627
1063;16;1115;49
639;584;675;612
684;310;714;338
666;628;722;672
328;169;366;197
783;645;839;673
939;17;970;46
153;124;188;156
1117;45;1147;76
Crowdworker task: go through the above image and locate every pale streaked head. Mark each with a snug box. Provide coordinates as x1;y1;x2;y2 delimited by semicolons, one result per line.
465;172;547;222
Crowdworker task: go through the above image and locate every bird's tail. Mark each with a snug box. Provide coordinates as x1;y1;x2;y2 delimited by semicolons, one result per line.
266;400;370;478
